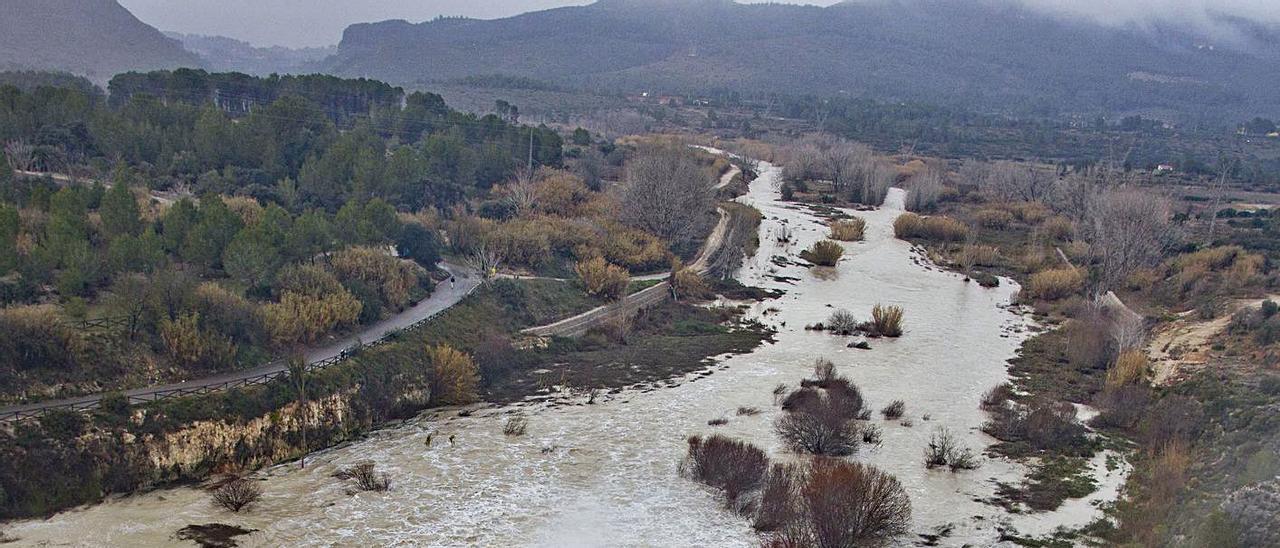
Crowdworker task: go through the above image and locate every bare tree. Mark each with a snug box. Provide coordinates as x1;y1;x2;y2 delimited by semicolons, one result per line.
984;161;1054;203
467;244;504;281
287;355;309;469
619;145;715;245
4;140;35;172
1084;188;1176;291
905;164;944;212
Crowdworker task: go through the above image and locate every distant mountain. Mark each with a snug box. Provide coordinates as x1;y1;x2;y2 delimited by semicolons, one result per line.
0;0;200;83
320;0;1280;120
168;33;335;75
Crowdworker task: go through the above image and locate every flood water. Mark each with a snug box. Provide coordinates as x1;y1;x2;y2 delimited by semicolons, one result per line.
6;162;1125;546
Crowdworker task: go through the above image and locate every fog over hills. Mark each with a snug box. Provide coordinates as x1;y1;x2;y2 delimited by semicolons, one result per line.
319;0;1280;119
0;0;200;83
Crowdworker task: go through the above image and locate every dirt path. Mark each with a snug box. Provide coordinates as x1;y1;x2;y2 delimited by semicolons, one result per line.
17;169;189;205
1148;295;1274;385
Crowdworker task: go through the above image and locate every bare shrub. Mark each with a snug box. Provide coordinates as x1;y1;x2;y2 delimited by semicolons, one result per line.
574;256;629;300
754;462;807;532
737;406;762;416
893;213;924;239
776;378;865;456
980;383;1014;410
801;459;912;546
1139;395;1204;448
829;218;866;241
961;244;1000;268
824;310;858;335
983;400;1093;456
802;240;843;266
870;304;904;337
683;435;769;513
335;462;392;492
1091;385;1152;430
860;424;883;446
708;417;729;426
812;357;836;382
212;477;261;512
923;426;980;471
503;416;528;436
1026;268;1084;301
905;166;944;212
880;400;906;420
772;383;788;405
671;267;712;301
1084;188;1175;290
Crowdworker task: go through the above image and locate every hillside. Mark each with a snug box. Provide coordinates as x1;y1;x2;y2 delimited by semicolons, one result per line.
0;0;200;83
321;0;1280;120
168;33;334;75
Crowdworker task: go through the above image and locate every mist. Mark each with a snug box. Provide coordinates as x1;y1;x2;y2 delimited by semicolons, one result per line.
119;0;1280;48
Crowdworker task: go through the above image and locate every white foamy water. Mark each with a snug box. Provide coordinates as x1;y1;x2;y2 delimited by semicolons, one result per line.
5;162;1124;547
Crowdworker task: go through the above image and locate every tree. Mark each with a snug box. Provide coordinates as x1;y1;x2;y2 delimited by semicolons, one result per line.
396;223;441;268
284;210;333;262
100;180;141;238
183;195;243;269
222;228;282;290
571;127;591;145
620;145;714;245
159;198;199;253
106;273;152;338
1084;188;1175;290
0;203;18;273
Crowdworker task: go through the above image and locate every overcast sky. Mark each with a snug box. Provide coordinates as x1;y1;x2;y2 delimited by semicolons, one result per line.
119;0;1280;48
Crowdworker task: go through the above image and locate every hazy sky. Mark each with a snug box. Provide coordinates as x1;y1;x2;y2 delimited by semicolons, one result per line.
120;0;1280;48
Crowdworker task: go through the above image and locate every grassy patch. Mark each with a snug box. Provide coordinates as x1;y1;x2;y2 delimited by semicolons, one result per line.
995;456;1099;512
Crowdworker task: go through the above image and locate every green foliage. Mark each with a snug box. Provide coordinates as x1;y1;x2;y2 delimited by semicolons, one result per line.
396;223;441;268
182;195;243;269
0;203;18;273
99;182;141;238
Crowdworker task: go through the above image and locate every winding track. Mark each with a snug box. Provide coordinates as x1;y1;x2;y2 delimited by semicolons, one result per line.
0;265;481;420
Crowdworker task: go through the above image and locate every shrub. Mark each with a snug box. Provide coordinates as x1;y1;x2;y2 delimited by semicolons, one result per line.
212;478;261;512
881;400;905;420
672;268;712;300
263;290;362;347
801;240;843;266
1092;385;1152;430
1043;216;1074;241
683;435;769;513
776;377;866;456
980;383;1013;410
503;416;528;436
426;345;480;405
330;246;418;309
897;213;969;241
828;218;866;241
754;462;807;532
860;424;883;446
975;208;1014;228
737;406;761;416
972;272;1000;288
870;304;904;337
1106;350;1149;388
812;357;836;382
801;459;911;546
335;462;391;492
574;256;629;300
961;245;1000;268
983;399;1093;456
1026;268;1084;301
824;310;857;336
923;426;980;471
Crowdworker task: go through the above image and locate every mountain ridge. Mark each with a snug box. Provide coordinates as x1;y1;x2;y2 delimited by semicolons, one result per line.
0;0;200;83
320;0;1280;120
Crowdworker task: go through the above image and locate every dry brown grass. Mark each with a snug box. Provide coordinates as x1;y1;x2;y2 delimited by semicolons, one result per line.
961;244;1000;268
975;208;1014;228
871;304;904;337
895;214;968;242
1026;268;1085;301
802;240;844;266
1106;350;1150;388
828;218;866;241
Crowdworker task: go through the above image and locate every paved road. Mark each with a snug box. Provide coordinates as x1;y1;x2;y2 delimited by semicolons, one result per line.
0;264;481;418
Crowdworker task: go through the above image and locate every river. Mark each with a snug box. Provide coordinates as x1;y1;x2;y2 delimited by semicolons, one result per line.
6;161;1125;547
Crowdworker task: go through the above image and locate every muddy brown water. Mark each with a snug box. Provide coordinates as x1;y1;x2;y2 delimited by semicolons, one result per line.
6;162;1126;547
